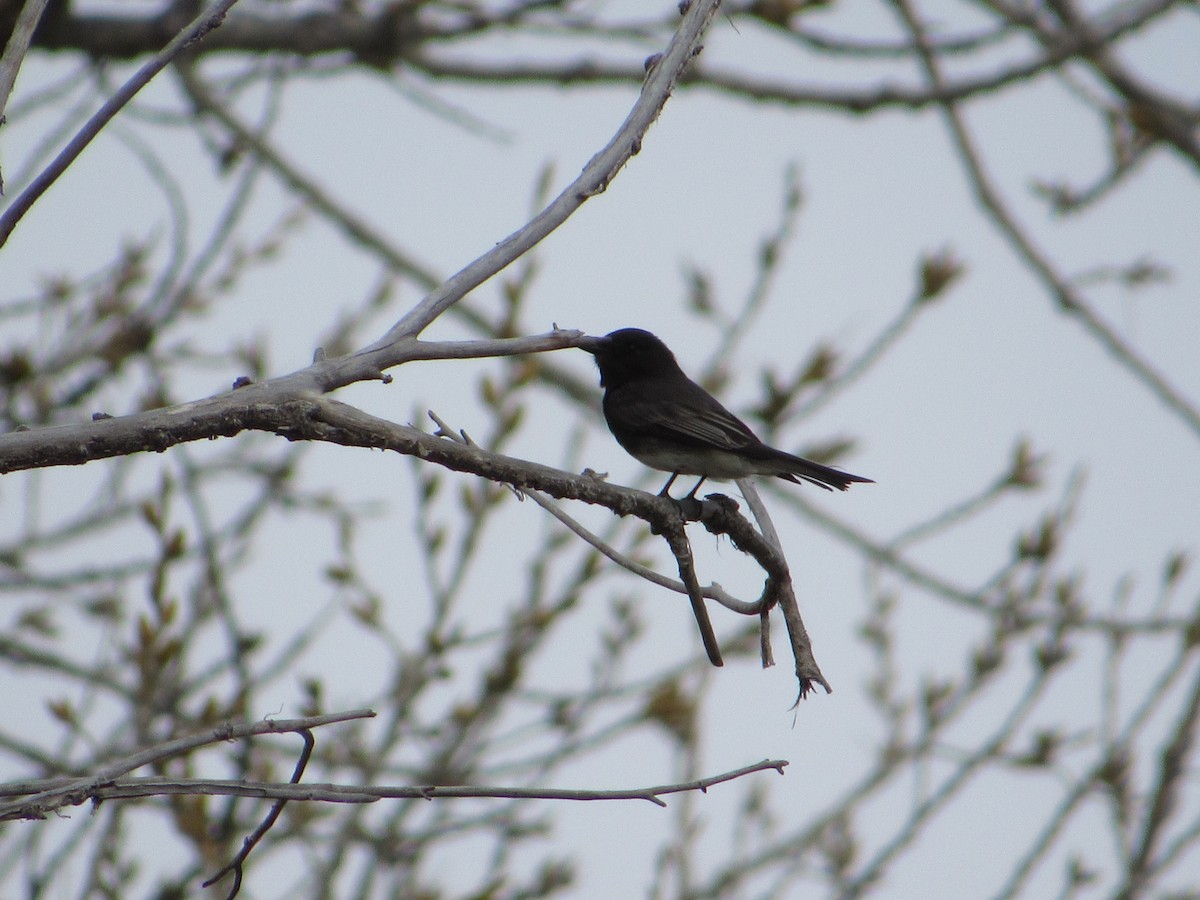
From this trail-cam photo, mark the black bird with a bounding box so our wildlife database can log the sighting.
[579,328,873,498]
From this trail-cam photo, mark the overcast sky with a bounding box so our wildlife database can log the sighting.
[3,1,1200,896]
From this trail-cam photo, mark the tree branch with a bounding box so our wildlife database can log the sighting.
[0,709,374,821]
[0,0,50,129]
[6,760,790,813]
[0,0,242,247]
[367,0,723,345]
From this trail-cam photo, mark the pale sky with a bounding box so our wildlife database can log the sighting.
[3,1,1200,896]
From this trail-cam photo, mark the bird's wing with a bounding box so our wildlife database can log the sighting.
[615,380,762,451]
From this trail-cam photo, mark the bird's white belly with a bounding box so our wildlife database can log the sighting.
[630,445,773,479]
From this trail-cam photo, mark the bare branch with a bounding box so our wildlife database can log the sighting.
[519,485,761,614]
[203,727,316,897]
[658,512,725,667]
[367,0,724,345]
[0,709,374,821]
[0,0,242,247]
[10,760,790,810]
[891,0,1200,437]
[0,0,50,127]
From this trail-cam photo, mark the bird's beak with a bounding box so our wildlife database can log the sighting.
[576,335,610,355]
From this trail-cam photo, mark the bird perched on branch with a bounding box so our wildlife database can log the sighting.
[578,328,873,499]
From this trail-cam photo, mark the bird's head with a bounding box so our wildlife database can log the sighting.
[577,328,681,388]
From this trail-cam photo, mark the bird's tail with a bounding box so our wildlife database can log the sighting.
[780,456,874,492]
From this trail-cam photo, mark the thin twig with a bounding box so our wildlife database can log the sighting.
[431,407,726,666]
[519,485,760,614]
[173,60,440,290]
[893,0,1200,437]
[0,0,51,128]
[1116,658,1200,898]
[0,0,242,246]
[366,0,724,346]
[737,480,785,668]
[659,513,725,667]
[20,759,790,809]
[0,709,373,821]
[203,728,316,898]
